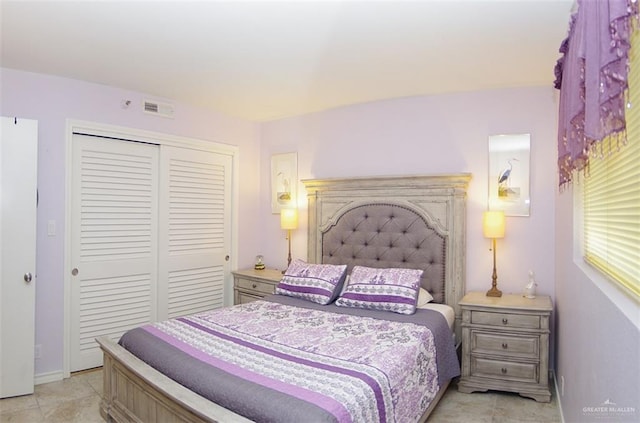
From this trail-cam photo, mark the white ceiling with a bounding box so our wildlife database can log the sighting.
[1,0,574,121]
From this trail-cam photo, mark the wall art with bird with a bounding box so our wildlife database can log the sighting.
[498,158,519,198]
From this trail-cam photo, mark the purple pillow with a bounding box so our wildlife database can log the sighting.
[275,259,347,305]
[335,266,423,315]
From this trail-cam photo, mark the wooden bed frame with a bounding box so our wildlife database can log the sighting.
[98,174,471,423]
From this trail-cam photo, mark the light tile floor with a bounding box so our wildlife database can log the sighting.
[1,369,562,422]
[0,369,103,423]
[429,382,562,423]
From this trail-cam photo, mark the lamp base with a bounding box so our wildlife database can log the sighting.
[486,286,503,297]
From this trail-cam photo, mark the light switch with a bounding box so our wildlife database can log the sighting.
[48,220,56,236]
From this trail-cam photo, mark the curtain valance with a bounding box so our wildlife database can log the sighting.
[554,0,638,188]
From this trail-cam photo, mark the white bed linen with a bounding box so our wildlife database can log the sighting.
[418,302,455,331]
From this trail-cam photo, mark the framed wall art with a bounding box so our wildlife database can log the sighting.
[488,134,531,216]
[271,152,297,213]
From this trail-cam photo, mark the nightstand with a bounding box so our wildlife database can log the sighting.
[232,268,282,305]
[457,291,553,402]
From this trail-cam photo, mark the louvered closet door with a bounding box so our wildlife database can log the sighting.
[157,146,231,319]
[70,134,159,371]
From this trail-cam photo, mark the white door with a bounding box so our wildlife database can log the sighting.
[0,117,38,398]
[69,134,159,371]
[68,127,234,372]
[158,146,232,319]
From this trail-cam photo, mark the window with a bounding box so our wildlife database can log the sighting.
[583,31,640,300]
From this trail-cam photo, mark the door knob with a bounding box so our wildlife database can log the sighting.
[24,272,32,283]
[72,268,79,276]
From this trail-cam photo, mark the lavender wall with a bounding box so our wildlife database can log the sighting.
[259,87,558,302]
[555,187,640,422]
[0,68,261,377]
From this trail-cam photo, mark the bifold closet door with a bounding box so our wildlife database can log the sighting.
[70,134,159,371]
[158,146,231,320]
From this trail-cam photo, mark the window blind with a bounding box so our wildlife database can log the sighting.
[583,28,640,299]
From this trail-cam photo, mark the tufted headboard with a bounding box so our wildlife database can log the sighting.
[303,174,471,339]
[320,203,447,302]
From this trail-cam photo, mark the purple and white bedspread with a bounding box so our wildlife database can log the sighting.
[119,296,459,423]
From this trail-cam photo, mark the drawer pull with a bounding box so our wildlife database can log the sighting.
[252,283,258,289]
[502,343,508,349]
[502,318,508,325]
[501,368,507,374]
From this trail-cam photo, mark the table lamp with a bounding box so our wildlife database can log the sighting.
[280,208,298,272]
[483,210,506,297]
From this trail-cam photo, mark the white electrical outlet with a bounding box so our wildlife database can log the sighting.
[35,344,42,359]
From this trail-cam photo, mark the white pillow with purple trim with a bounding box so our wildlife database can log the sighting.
[275,259,347,305]
[335,266,423,315]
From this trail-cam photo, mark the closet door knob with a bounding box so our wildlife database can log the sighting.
[24,272,32,283]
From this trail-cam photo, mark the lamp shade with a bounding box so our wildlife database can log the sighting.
[483,210,505,239]
[280,208,298,230]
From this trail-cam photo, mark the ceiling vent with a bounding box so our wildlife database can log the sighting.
[143,99,174,118]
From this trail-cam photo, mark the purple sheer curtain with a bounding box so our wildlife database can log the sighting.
[554,0,638,188]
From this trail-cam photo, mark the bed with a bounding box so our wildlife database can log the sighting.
[97,173,471,423]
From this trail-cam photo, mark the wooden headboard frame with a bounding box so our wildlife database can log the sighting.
[303,174,471,340]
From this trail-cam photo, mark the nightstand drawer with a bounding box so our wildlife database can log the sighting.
[236,292,263,304]
[472,331,539,358]
[471,310,540,329]
[236,278,277,295]
[471,356,539,384]
[233,269,282,305]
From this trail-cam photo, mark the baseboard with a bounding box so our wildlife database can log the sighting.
[551,370,566,423]
[35,370,64,385]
